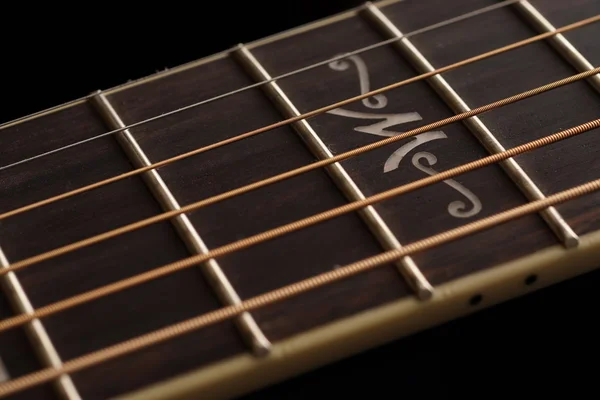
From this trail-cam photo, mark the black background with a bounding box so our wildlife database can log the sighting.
[1,1,598,397]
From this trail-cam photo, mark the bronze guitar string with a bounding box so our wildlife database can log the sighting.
[1,66,598,282]
[0,0,527,165]
[1,158,599,397]
[0,14,598,223]
[0,117,597,335]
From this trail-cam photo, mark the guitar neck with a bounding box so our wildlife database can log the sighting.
[0,0,599,399]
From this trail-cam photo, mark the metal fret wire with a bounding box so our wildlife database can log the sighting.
[0,249,81,400]
[1,129,600,396]
[1,15,598,224]
[0,116,598,335]
[1,65,599,281]
[0,0,522,160]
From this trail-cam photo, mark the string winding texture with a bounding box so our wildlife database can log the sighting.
[0,14,598,223]
[0,0,523,167]
[1,66,598,281]
[1,161,600,397]
[0,118,597,335]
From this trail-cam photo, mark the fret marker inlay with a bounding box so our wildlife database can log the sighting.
[325,53,483,219]
[89,93,272,357]
[233,44,434,300]
[362,2,580,248]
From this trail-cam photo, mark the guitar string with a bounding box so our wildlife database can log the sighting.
[1,15,598,224]
[0,117,597,335]
[1,155,599,398]
[1,65,598,281]
[0,0,524,166]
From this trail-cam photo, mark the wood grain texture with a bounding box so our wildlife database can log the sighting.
[0,0,598,399]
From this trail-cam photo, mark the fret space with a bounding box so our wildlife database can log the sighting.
[382,0,600,237]
[249,8,558,285]
[0,104,246,399]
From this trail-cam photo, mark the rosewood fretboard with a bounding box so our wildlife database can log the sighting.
[0,0,599,399]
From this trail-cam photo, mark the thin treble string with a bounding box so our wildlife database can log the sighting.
[1,16,598,224]
[0,118,598,335]
[0,0,523,167]
[1,65,599,280]
[1,166,600,398]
